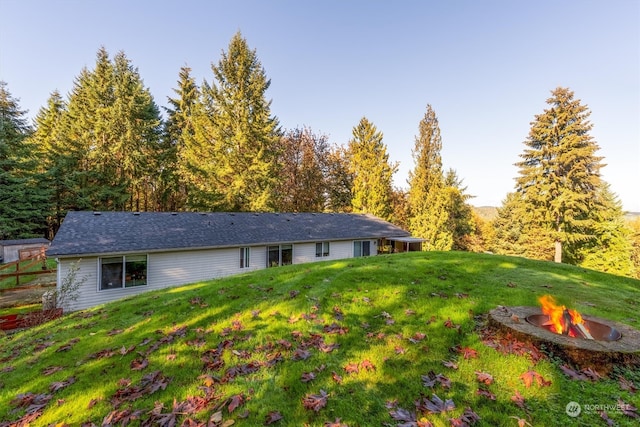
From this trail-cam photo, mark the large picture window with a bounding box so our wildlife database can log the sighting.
[315,242,330,257]
[267,244,293,267]
[353,240,371,257]
[100,255,147,291]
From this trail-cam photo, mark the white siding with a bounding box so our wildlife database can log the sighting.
[59,239,379,311]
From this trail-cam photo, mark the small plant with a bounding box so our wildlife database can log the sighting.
[55,260,86,309]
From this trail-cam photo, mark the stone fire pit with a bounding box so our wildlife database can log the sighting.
[488,306,640,374]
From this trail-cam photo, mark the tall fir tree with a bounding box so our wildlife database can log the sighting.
[163,66,201,210]
[570,183,634,276]
[443,169,474,250]
[199,31,281,211]
[325,146,353,213]
[0,82,48,239]
[274,127,330,212]
[407,105,451,250]
[514,87,605,263]
[28,91,69,236]
[347,117,396,221]
[63,47,162,211]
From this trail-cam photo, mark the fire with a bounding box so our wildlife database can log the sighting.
[538,295,593,339]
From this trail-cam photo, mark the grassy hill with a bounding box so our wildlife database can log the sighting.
[1,252,639,426]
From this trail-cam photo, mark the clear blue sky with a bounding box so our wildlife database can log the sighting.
[1,0,639,211]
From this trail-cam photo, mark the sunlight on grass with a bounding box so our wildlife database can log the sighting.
[1,252,638,426]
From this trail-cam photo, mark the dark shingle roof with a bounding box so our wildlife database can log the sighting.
[0,238,50,246]
[47,211,411,257]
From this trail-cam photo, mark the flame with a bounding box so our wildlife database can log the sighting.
[538,295,588,338]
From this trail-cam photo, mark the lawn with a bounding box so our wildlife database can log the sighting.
[0,251,639,426]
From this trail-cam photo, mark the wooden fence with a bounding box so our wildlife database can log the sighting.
[0,248,56,287]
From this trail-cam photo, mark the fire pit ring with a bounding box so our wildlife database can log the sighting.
[488,306,640,374]
[525,314,622,342]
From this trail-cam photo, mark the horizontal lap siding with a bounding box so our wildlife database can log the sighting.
[60,247,268,311]
[59,240,375,311]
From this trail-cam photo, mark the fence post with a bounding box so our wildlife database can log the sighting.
[16,260,20,287]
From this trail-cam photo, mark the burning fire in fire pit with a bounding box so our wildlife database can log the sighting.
[538,295,593,340]
[525,295,622,342]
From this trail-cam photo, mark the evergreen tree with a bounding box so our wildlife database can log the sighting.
[0,82,48,239]
[571,184,633,276]
[407,105,450,250]
[63,47,162,211]
[492,192,555,260]
[274,127,330,212]
[346,117,396,221]
[443,169,474,250]
[628,216,640,279]
[200,32,281,211]
[163,66,201,210]
[28,91,69,236]
[515,87,605,263]
[325,146,353,213]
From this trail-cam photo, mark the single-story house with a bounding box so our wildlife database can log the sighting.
[47,211,423,311]
[0,238,50,264]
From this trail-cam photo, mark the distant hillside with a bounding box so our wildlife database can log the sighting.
[473,205,498,221]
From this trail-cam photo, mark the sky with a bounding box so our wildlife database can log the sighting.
[1,0,639,211]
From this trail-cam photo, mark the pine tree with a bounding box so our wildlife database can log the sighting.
[347,117,396,221]
[0,82,48,239]
[407,105,450,250]
[200,32,281,211]
[274,127,330,212]
[515,87,604,263]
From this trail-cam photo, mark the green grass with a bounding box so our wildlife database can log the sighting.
[0,251,639,426]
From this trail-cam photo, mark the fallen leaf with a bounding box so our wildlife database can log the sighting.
[510,390,525,409]
[130,358,149,371]
[415,393,455,414]
[331,371,343,384]
[264,410,283,424]
[302,390,328,412]
[458,347,478,359]
[42,366,64,376]
[618,399,639,419]
[442,360,458,370]
[228,393,244,413]
[476,387,496,400]
[519,369,551,388]
[301,372,316,382]
[50,376,76,393]
[599,411,616,426]
[510,416,532,427]
[475,371,494,385]
[360,359,376,371]
[619,377,638,393]
[344,362,359,374]
[449,407,480,426]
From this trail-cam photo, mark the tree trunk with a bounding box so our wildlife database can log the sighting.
[554,239,562,263]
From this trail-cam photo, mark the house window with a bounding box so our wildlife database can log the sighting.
[240,247,250,268]
[100,255,147,290]
[353,240,371,257]
[315,242,330,257]
[267,244,293,267]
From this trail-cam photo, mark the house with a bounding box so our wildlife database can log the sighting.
[0,238,50,264]
[46,211,423,311]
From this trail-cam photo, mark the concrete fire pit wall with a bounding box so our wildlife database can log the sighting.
[488,306,640,375]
